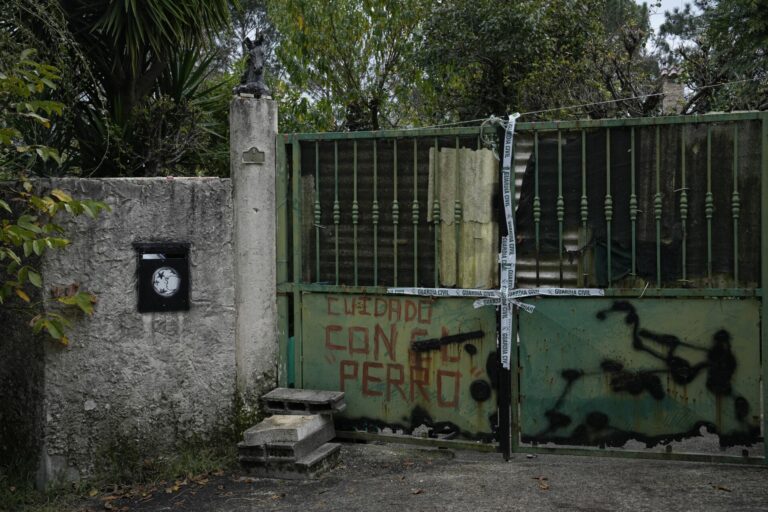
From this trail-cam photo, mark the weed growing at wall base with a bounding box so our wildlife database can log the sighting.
[0,444,236,512]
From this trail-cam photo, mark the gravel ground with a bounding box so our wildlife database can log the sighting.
[77,442,768,512]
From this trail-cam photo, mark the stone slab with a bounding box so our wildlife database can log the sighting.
[262,388,346,415]
[238,419,335,461]
[240,443,341,480]
[296,442,341,469]
[242,414,331,445]
[262,388,345,405]
[263,400,347,415]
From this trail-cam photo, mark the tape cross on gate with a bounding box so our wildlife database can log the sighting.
[388,114,604,369]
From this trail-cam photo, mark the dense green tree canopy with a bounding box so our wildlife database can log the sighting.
[659,0,767,113]
[2,0,766,168]
[266,0,662,128]
[267,0,429,131]
[2,0,235,176]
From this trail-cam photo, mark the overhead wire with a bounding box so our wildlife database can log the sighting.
[402,75,765,133]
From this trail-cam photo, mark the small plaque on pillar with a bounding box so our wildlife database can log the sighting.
[243,146,265,165]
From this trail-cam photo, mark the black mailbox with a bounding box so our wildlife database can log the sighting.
[134,242,190,313]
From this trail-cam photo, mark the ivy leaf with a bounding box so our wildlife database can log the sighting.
[45,318,64,339]
[50,189,73,202]
[5,248,21,265]
[18,111,51,128]
[57,291,96,315]
[16,288,30,302]
[17,266,28,284]
[28,270,42,288]
[17,215,41,234]
[32,239,45,256]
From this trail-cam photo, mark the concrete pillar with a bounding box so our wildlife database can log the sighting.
[231,96,278,401]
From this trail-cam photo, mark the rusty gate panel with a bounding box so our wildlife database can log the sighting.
[518,298,761,448]
[301,293,498,440]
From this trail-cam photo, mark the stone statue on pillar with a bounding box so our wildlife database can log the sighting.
[233,34,270,98]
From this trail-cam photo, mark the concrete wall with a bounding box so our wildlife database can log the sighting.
[37,177,240,484]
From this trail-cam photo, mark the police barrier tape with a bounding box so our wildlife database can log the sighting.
[388,114,604,369]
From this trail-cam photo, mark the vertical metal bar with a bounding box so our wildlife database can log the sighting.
[630,128,637,277]
[605,128,613,285]
[580,130,588,285]
[373,140,379,285]
[276,135,289,387]
[534,131,541,286]
[706,125,714,286]
[655,125,663,287]
[333,141,340,285]
[433,137,441,286]
[314,142,321,282]
[291,137,304,387]
[557,130,564,287]
[352,140,359,285]
[393,139,399,286]
[498,327,511,460]
[732,124,740,286]
[680,127,688,283]
[509,310,519,455]
[454,137,462,285]
[413,139,420,285]
[760,113,768,465]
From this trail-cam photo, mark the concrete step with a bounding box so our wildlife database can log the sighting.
[238,420,335,462]
[240,442,342,480]
[242,414,333,445]
[262,387,346,415]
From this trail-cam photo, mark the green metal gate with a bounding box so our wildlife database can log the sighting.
[277,127,502,442]
[277,112,768,462]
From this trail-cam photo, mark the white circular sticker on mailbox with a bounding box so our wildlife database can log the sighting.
[151,266,181,297]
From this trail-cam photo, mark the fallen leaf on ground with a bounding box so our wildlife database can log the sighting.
[712,485,732,492]
[88,488,98,497]
[532,476,549,490]
[411,488,424,495]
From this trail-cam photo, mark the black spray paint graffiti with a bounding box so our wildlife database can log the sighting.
[410,330,485,352]
[339,341,499,441]
[525,301,759,448]
[336,404,497,442]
